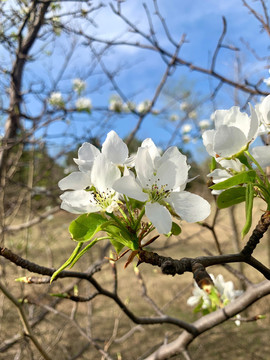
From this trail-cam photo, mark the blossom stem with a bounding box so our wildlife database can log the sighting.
[245,150,270,188]
[134,207,145,232]
[123,195,135,225]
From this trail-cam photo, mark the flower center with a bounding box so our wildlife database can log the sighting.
[144,177,171,202]
[85,186,117,210]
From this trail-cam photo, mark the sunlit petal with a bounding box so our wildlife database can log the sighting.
[58,172,90,190]
[145,202,172,234]
[113,175,148,202]
[102,130,128,164]
[168,191,210,222]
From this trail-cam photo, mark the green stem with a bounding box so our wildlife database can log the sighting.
[123,195,135,225]
[134,207,146,232]
[245,150,270,188]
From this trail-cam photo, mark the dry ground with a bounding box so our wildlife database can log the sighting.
[0,199,270,360]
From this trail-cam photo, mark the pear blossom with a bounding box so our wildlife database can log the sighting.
[251,146,270,168]
[113,139,211,234]
[255,95,270,132]
[180,101,190,112]
[58,131,131,214]
[123,101,136,112]
[109,95,123,113]
[182,135,191,143]
[137,100,151,114]
[187,274,243,309]
[72,78,86,94]
[181,124,192,134]
[188,110,197,119]
[263,70,270,87]
[199,119,211,130]
[207,159,245,195]
[59,153,121,214]
[49,92,64,108]
[202,105,259,158]
[76,97,92,111]
[170,114,179,122]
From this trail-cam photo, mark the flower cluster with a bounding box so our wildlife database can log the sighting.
[59,131,211,235]
[49,92,64,108]
[187,274,243,314]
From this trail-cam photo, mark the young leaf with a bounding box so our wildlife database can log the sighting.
[171,222,181,235]
[69,238,105,267]
[216,187,246,209]
[50,242,83,283]
[105,224,139,250]
[110,239,125,254]
[210,170,256,190]
[241,183,254,239]
[69,213,107,242]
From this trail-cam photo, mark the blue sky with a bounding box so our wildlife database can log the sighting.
[5,0,269,163]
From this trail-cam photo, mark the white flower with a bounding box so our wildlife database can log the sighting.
[202,105,259,158]
[123,101,136,112]
[181,124,192,134]
[58,131,131,214]
[251,146,270,168]
[188,110,197,119]
[113,139,211,234]
[72,78,86,94]
[170,114,179,122]
[137,100,151,114]
[199,119,211,130]
[182,135,191,143]
[263,70,270,87]
[187,284,211,309]
[207,158,244,195]
[76,97,92,111]
[187,274,243,310]
[109,95,123,113]
[214,274,243,302]
[234,314,241,326]
[49,92,64,108]
[60,154,121,214]
[180,102,190,112]
[255,95,270,131]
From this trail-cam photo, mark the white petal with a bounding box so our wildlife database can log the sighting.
[91,153,121,191]
[145,202,172,234]
[58,172,90,190]
[135,147,154,188]
[251,146,270,168]
[168,191,211,222]
[202,129,215,157]
[248,103,259,141]
[207,168,231,182]
[113,175,148,202]
[102,130,128,164]
[60,190,99,213]
[213,125,247,157]
[73,143,100,172]
[141,138,161,161]
[157,147,189,188]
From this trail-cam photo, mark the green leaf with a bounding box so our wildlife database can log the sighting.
[110,239,125,254]
[217,187,246,209]
[69,238,104,267]
[241,183,254,239]
[69,213,107,242]
[171,222,181,235]
[50,242,83,283]
[210,170,256,190]
[105,224,139,251]
[236,153,251,169]
[210,157,217,172]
